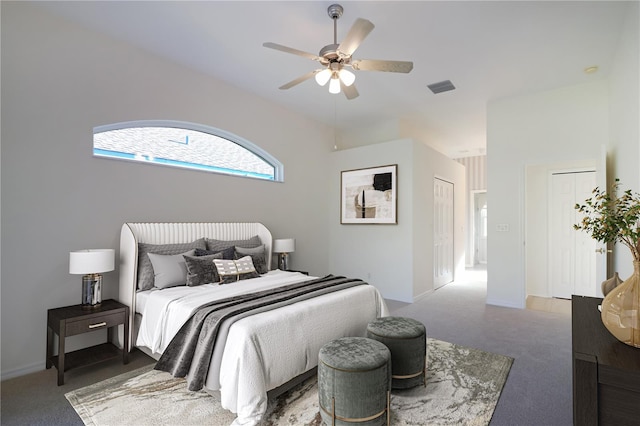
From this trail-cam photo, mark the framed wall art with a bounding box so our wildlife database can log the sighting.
[341,164,397,224]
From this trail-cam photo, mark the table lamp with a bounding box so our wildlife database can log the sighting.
[273,238,295,271]
[69,249,115,309]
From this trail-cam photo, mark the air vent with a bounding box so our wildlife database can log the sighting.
[427,80,455,94]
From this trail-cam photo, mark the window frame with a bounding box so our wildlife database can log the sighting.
[93,120,283,182]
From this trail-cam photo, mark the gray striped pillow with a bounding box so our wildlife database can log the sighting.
[206,235,261,252]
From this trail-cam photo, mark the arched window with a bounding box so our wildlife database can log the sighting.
[93,120,283,181]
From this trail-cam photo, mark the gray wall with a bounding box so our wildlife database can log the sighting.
[329,140,415,302]
[412,140,466,300]
[329,139,465,303]
[1,3,333,378]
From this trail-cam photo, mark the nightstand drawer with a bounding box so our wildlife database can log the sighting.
[65,311,125,336]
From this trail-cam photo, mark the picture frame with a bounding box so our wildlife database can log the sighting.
[341,164,397,224]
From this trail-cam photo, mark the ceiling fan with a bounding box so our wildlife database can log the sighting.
[263,3,413,100]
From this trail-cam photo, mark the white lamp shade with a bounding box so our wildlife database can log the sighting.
[315,69,332,86]
[273,238,295,253]
[329,77,341,94]
[69,249,115,274]
[339,69,355,86]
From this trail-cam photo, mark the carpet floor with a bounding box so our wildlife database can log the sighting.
[65,338,513,426]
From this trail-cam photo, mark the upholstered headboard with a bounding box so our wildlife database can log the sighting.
[117,222,273,349]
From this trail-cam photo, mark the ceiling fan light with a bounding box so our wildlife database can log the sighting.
[339,69,355,87]
[315,69,332,86]
[329,77,341,94]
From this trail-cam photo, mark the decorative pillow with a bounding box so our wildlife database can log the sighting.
[206,235,261,253]
[213,256,260,284]
[137,239,206,291]
[183,253,224,286]
[235,245,268,274]
[195,246,235,260]
[147,249,195,289]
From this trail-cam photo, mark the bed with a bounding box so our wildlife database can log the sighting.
[117,222,388,426]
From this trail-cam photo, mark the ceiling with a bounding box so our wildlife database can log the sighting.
[36,1,631,158]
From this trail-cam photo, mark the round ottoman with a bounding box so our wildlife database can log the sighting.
[318,337,391,426]
[367,316,426,389]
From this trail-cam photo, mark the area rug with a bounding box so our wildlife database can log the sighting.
[65,338,513,426]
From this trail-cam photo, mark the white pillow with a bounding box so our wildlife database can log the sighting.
[147,249,195,289]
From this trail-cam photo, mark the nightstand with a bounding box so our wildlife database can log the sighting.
[46,299,129,385]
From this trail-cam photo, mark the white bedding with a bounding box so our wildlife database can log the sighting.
[134,288,156,314]
[137,270,315,355]
[136,270,389,426]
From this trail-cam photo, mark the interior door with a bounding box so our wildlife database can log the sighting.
[474,192,488,264]
[434,178,454,288]
[549,171,597,298]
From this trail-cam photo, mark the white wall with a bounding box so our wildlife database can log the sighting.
[487,80,610,308]
[609,1,640,278]
[489,2,638,307]
[329,139,465,303]
[1,3,333,379]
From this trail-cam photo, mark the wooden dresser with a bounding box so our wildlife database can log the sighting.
[572,295,640,426]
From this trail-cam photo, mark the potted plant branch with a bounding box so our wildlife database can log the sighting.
[574,179,640,348]
[574,179,640,261]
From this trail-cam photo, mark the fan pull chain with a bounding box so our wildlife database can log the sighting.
[333,98,338,150]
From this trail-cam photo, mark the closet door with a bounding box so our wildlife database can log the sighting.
[434,178,454,288]
[549,172,596,298]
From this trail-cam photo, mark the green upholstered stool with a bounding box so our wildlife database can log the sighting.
[366,316,426,389]
[318,337,391,426]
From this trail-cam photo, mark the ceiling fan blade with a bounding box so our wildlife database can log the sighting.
[337,18,374,57]
[351,59,414,73]
[278,70,320,90]
[263,42,321,62]
[341,81,359,100]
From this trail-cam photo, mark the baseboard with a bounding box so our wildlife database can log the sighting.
[486,297,525,309]
[413,288,435,303]
[526,292,551,299]
[1,361,44,381]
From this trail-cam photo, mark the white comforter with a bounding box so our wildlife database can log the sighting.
[136,270,389,425]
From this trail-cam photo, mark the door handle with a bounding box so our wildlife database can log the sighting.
[595,248,612,254]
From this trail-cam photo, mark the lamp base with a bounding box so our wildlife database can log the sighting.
[278,253,289,271]
[82,274,102,309]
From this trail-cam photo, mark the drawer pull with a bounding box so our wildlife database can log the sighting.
[89,322,107,329]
